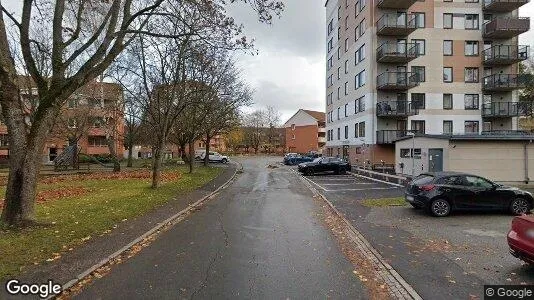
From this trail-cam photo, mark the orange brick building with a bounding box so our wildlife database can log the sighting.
[0,78,125,164]
[284,109,326,154]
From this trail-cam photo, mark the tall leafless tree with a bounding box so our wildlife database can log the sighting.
[0,0,283,226]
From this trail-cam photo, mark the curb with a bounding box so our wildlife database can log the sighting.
[292,169,422,300]
[53,162,242,299]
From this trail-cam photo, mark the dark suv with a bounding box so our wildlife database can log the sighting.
[405,172,533,217]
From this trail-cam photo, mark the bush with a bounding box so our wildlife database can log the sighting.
[78,153,114,164]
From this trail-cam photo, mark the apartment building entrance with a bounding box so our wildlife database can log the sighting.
[48,148,57,163]
[342,145,349,161]
[428,149,443,172]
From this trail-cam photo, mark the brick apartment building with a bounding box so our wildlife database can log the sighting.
[284,109,326,154]
[325,0,531,166]
[0,78,125,164]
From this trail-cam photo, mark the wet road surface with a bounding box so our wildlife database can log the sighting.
[75,157,364,299]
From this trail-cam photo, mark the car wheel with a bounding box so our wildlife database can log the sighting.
[510,198,531,215]
[339,168,346,175]
[305,168,314,176]
[221,158,228,163]
[429,198,451,217]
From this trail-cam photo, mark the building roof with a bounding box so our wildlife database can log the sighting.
[396,133,534,142]
[302,110,326,121]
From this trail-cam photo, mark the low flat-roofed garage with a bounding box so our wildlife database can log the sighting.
[395,134,534,185]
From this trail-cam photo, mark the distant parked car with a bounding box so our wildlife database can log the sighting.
[285,155,314,166]
[508,215,534,265]
[405,172,534,217]
[198,151,229,163]
[297,157,351,175]
[283,153,299,165]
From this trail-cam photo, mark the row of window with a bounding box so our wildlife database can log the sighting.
[327,122,366,141]
[327,96,365,123]
[401,120,481,135]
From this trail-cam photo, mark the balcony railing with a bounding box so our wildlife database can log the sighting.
[376,42,418,63]
[483,0,530,12]
[376,101,417,118]
[482,74,532,91]
[483,18,530,38]
[482,45,529,65]
[482,102,533,118]
[377,0,418,9]
[481,130,533,136]
[377,130,417,144]
[377,72,419,91]
[376,13,417,36]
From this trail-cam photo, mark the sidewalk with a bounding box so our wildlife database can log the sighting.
[1,163,237,297]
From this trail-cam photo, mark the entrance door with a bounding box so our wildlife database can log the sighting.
[342,145,349,161]
[48,148,57,163]
[428,149,443,172]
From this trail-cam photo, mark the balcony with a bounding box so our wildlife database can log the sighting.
[483,0,530,12]
[318,137,326,144]
[482,102,533,118]
[483,18,530,39]
[481,130,533,136]
[376,101,417,118]
[376,13,417,36]
[377,0,418,9]
[376,130,416,144]
[377,72,419,91]
[376,42,418,63]
[482,45,529,65]
[482,74,531,92]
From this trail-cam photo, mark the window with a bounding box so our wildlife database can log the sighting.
[411,66,425,82]
[464,176,494,188]
[359,19,366,36]
[355,97,365,113]
[443,67,453,82]
[344,82,348,95]
[401,149,423,159]
[328,38,333,53]
[327,56,333,70]
[337,107,340,119]
[465,41,479,56]
[411,120,425,134]
[345,16,349,30]
[355,44,365,64]
[444,13,453,29]
[443,40,453,56]
[345,60,348,74]
[337,87,340,99]
[355,26,359,41]
[292,134,295,140]
[464,67,479,83]
[443,94,453,109]
[344,103,348,117]
[92,117,104,128]
[354,123,359,137]
[0,134,8,147]
[464,121,479,134]
[88,136,107,147]
[328,19,334,35]
[337,27,341,40]
[464,94,479,109]
[344,38,349,52]
[414,12,425,28]
[465,14,479,30]
[355,70,366,88]
[337,127,340,140]
[443,120,453,134]
[411,93,425,109]
[413,39,425,55]
[357,0,366,12]
[358,122,365,137]
[344,126,348,139]
[337,67,341,80]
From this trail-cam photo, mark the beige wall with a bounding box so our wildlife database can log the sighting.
[395,137,450,176]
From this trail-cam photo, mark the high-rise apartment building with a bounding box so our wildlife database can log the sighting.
[325,0,531,166]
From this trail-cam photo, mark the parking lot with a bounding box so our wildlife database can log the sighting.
[288,166,534,299]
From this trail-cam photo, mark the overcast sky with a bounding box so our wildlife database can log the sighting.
[2,0,534,123]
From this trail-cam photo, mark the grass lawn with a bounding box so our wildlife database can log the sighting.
[0,165,222,280]
[361,197,408,208]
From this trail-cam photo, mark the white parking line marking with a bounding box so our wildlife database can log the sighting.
[320,183,375,186]
[349,172,405,188]
[324,187,398,192]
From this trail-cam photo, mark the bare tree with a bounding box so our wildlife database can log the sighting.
[0,0,283,225]
[243,110,267,154]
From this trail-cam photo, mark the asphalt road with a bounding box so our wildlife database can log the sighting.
[74,157,364,299]
[302,171,534,299]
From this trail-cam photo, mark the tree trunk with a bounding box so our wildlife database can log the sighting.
[179,142,188,164]
[106,137,121,172]
[188,141,194,174]
[127,140,133,168]
[151,138,165,188]
[203,134,211,167]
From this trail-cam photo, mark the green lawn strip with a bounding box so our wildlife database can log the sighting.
[361,197,408,208]
[0,166,221,280]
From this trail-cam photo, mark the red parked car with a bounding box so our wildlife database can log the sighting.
[508,215,534,264]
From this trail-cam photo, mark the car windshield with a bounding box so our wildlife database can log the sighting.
[313,158,322,163]
[412,174,434,185]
